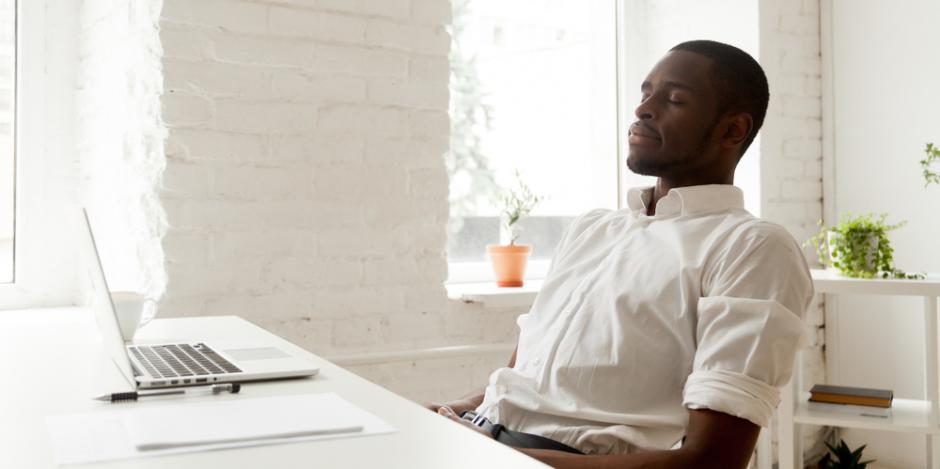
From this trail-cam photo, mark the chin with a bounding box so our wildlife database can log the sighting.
[626,151,665,177]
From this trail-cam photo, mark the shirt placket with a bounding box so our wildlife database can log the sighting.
[532,277,594,392]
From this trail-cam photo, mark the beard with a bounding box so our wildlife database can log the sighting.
[627,122,716,177]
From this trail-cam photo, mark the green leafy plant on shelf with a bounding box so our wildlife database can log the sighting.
[818,439,875,469]
[498,170,543,245]
[805,213,924,279]
[923,142,940,187]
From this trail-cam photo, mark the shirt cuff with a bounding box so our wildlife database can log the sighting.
[682,369,781,427]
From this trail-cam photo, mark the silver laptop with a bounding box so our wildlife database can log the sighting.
[80,209,319,389]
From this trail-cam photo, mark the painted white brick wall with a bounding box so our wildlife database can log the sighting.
[760,0,826,459]
[77,0,167,300]
[158,0,473,397]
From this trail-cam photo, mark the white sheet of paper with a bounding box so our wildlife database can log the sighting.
[125,392,366,450]
[46,392,396,465]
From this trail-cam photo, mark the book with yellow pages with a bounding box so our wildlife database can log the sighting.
[809,384,893,408]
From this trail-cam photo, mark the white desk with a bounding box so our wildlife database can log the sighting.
[0,307,549,468]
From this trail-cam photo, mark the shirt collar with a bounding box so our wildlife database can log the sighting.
[625,184,745,216]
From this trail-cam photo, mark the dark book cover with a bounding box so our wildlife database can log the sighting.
[809,384,893,408]
[809,384,893,400]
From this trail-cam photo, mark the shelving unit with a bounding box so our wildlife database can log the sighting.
[778,269,940,469]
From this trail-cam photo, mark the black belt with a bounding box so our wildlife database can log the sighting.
[460,411,585,455]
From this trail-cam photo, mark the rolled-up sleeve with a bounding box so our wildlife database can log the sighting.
[682,225,814,427]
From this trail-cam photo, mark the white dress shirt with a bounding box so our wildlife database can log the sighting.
[475,185,814,454]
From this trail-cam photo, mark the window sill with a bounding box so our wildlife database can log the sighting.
[445,279,543,309]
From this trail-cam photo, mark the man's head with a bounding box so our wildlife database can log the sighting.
[627,40,769,183]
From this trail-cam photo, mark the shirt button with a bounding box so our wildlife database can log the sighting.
[532,358,541,366]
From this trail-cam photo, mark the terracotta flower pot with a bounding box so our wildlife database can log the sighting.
[486,244,532,287]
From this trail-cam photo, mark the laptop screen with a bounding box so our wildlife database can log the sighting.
[80,208,137,389]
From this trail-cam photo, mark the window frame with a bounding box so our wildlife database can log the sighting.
[0,0,78,310]
[0,0,16,285]
[0,0,39,307]
[446,0,627,285]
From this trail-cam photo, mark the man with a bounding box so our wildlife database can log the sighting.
[429,40,813,468]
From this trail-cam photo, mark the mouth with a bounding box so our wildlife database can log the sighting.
[628,123,661,143]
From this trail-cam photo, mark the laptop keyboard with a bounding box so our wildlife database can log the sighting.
[129,343,242,379]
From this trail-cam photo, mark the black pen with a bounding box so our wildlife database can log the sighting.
[93,383,241,403]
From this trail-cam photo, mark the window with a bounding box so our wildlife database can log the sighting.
[0,0,13,283]
[447,0,620,281]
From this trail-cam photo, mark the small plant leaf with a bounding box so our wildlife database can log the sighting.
[497,170,543,245]
[821,439,875,469]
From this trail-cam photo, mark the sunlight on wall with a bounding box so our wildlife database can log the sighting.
[77,0,167,305]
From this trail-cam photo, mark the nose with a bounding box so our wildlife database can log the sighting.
[634,95,656,121]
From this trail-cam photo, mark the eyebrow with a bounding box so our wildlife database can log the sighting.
[640,80,696,92]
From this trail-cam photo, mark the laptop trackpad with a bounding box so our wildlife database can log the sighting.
[224,347,291,360]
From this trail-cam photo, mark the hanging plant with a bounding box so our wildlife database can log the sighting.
[805,213,924,279]
[923,142,940,187]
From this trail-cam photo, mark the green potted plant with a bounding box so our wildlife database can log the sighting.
[817,439,874,469]
[922,142,939,186]
[805,213,924,279]
[487,170,542,287]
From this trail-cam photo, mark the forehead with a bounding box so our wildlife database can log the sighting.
[643,50,715,93]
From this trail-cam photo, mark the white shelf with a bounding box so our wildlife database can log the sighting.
[794,393,936,434]
[811,268,940,296]
[445,280,542,309]
[779,271,940,469]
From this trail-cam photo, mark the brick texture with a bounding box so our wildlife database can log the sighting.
[77,0,167,300]
[158,0,462,385]
[760,0,825,458]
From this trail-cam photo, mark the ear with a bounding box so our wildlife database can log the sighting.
[718,112,753,149]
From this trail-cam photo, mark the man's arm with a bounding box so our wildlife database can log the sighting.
[424,345,518,414]
[445,408,758,469]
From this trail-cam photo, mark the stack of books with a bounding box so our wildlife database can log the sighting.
[808,384,893,418]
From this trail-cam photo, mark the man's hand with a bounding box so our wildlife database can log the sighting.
[423,397,480,415]
[435,405,494,439]
[424,346,516,414]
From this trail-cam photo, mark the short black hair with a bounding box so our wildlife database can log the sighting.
[669,40,769,156]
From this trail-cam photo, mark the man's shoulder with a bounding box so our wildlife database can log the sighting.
[707,212,805,259]
[730,216,798,244]
[552,209,619,255]
[564,208,616,233]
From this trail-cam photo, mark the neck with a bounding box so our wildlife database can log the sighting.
[646,174,734,216]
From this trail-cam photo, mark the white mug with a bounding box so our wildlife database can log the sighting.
[110,291,157,341]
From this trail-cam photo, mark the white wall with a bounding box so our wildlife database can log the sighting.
[156,0,524,401]
[759,0,827,458]
[77,0,167,302]
[158,0,450,344]
[827,0,940,466]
